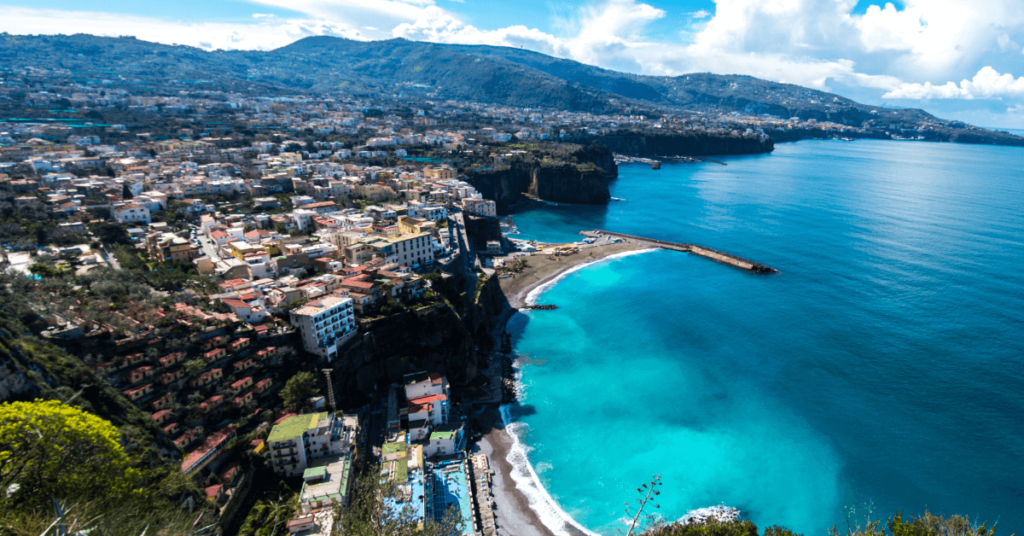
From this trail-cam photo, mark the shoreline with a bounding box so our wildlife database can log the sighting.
[499,240,655,309]
[476,404,560,536]
[477,240,659,536]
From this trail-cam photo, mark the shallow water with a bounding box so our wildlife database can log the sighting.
[504,139,1024,535]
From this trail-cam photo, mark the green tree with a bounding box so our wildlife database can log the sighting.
[0,400,142,505]
[90,222,132,246]
[279,371,319,411]
[238,487,297,536]
[183,359,206,376]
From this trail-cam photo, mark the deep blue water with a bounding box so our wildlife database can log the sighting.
[504,139,1024,536]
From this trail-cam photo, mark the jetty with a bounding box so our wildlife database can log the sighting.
[522,304,558,310]
[590,230,779,274]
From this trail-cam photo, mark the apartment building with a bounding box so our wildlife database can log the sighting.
[267,412,359,478]
[289,295,356,361]
[462,198,497,218]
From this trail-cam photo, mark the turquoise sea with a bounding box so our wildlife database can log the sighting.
[502,139,1024,536]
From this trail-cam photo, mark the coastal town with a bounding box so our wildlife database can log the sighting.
[1,31,1014,536]
[0,67,692,536]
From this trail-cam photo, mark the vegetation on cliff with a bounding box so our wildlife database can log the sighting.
[462,142,616,211]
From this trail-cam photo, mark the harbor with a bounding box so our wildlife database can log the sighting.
[584,230,779,274]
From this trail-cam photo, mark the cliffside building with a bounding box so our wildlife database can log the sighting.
[289,295,356,361]
[267,412,359,478]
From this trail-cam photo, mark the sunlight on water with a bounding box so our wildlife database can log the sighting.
[506,140,1024,535]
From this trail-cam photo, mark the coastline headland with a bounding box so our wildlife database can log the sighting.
[589,230,779,274]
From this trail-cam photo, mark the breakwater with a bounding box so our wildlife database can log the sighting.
[592,230,779,274]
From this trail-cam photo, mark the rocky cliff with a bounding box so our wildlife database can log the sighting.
[334,304,479,404]
[465,143,616,213]
[586,131,774,157]
[332,271,510,405]
[464,215,504,248]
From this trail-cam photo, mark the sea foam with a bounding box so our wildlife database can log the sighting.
[499,403,600,536]
[509,247,658,536]
[524,248,658,306]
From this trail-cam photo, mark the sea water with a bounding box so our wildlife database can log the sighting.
[503,139,1024,536]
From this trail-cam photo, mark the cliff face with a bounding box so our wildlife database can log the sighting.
[335,304,479,404]
[464,215,503,247]
[587,132,774,157]
[333,274,511,405]
[465,144,616,213]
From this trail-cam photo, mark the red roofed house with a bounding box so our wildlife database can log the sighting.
[220,278,250,292]
[159,352,185,368]
[158,368,185,385]
[205,484,225,504]
[199,395,224,413]
[151,409,172,425]
[230,377,254,395]
[221,298,267,324]
[190,368,223,388]
[152,392,174,410]
[209,229,231,248]
[182,425,237,474]
[220,465,240,486]
[234,390,255,407]
[123,353,145,367]
[287,515,316,534]
[252,323,270,339]
[127,366,155,384]
[244,229,271,243]
[233,358,256,372]
[204,347,226,363]
[407,393,448,427]
[229,337,251,352]
[122,383,154,402]
[254,378,273,394]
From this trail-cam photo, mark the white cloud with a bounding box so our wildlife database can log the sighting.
[883,66,1024,99]
[0,6,365,50]
[247,0,444,39]
[3,0,1024,117]
[996,34,1019,52]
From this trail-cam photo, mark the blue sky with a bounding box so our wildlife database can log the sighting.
[2,0,1023,128]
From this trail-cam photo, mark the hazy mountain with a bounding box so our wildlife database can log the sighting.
[1,33,1021,145]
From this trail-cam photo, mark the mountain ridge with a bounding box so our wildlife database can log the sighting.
[1,33,1022,146]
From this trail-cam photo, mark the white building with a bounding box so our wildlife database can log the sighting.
[289,295,356,361]
[462,198,497,218]
[377,233,434,269]
[404,372,451,441]
[112,203,151,224]
[267,412,358,478]
[424,422,466,459]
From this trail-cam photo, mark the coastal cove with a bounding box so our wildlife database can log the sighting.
[500,139,1024,536]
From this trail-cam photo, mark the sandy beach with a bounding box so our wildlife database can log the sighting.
[499,239,651,309]
[472,239,658,536]
[473,404,558,536]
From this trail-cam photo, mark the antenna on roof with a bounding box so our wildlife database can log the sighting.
[322,368,336,411]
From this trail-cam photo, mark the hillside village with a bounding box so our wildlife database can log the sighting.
[0,72,597,536]
[0,42,983,536]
